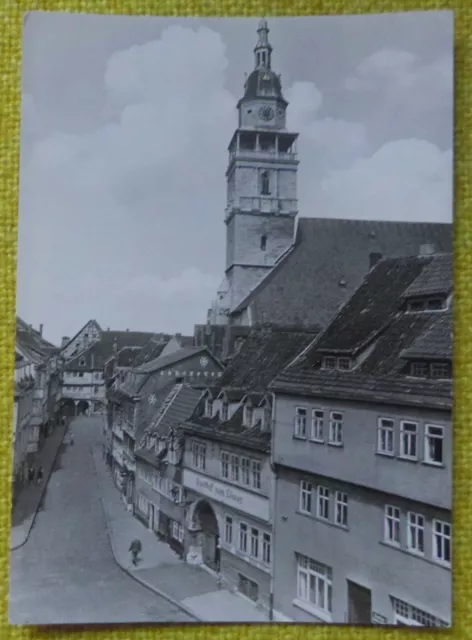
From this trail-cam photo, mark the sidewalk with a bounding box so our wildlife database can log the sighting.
[10,420,69,551]
[92,446,269,623]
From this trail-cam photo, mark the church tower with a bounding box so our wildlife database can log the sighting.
[220,19,299,316]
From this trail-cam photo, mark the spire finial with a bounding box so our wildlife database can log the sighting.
[254,17,272,70]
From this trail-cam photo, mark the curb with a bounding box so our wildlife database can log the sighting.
[10,423,68,552]
[92,447,201,623]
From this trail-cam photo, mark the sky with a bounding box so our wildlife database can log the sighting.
[17,11,454,344]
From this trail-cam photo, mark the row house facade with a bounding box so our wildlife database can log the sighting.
[269,253,452,627]
[106,340,222,507]
[180,326,317,617]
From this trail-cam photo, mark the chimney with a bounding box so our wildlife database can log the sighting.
[419,243,435,256]
[39,323,43,337]
[61,336,70,347]
[369,252,383,269]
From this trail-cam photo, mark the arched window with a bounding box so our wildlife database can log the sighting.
[261,171,270,195]
[260,235,267,251]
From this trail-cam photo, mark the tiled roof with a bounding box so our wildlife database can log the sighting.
[100,330,158,360]
[132,336,172,368]
[64,341,104,371]
[270,254,452,409]
[16,317,56,363]
[135,381,180,444]
[183,327,318,451]
[401,311,453,360]
[134,346,211,374]
[401,253,453,299]
[231,218,452,329]
[116,346,142,367]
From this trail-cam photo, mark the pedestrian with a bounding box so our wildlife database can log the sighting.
[69,432,74,446]
[129,539,142,566]
[28,467,34,484]
[36,466,44,484]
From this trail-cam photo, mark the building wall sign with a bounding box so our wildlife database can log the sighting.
[183,469,269,521]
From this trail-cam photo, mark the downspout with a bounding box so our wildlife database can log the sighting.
[268,391,277,622]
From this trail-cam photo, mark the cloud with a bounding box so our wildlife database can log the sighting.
[313,138,452,222]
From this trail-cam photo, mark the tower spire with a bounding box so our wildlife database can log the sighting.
[254,18,272,70]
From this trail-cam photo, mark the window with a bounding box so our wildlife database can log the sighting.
[250,528,259,558]
[408,299,426,312]
[384,505,400,545]
[239,523,248,552]
[335,492,348,527]
[172,521,184,542]
[424,425,444,465]
[300,480,313,513]
[225,516,233,545]
[322,356,336,370]
[430,362,450,379]
[260,171,270,195]
[138,494,148,513]
[221,451,229,478]
[329,412,343,445]
[297,555,333,616]
[391,597,449,627]
[427,298,445,310]
[410,361,429,377]
[294,407,307,438]
[377,418,394,455]
[231,455,240,482]
[241,458,250,485]
[432,520,451,565]
[317,486,330,520]
[260,235,267,251]
[337,357,351,370]
[407,512,425,554]
[221,402,228,421]
[191,442,206,470]
[311,410,324,441]
[262,533,271,565]
[245,404,253,427]
[251,460,261,489]
[400,421,418,459]
[79,358,86,367]
[205,398,213,417]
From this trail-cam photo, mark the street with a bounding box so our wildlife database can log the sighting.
[9,416,194,625]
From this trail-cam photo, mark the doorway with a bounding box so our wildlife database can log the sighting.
[347,580,372,624]
[194,500,219,570]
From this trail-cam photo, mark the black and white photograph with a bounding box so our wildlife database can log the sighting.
[10,10,453,626]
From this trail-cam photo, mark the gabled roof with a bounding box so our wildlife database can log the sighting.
[16,317,56,363]
[64,341,104,371]
[131,336,171,368]
[100,330,157,360]
[134,346,217,374]
[61,319,102,353]
[401,253,453,299]
[270,254,453,409]
[116,346,143,367]
[231,217,452,329]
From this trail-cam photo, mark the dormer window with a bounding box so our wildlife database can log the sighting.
[338,357,351,371]
[79,358,86,367]
[221,402,228,422]
[322,356,336,370]
[260,171,270,195]
[406,297,447,312]
[322,356,351,371]
[409,361,451,380]
[245,404,253,427]
[205,398,213,418]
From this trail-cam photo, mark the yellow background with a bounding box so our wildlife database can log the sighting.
[0,0,468,638]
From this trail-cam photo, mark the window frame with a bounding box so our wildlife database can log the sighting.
[221,451,229,478]
[239,522,248,553]
[317,486,330,521]
[432,519,451,566]
[251,459,261,490]
[377,417,395,456]
[328,411,343,446]
[294,407,308,439]
[310,409,324,442]
[399,420,418,461]
[224,515,233,545]
[337,357,351,370]
[410,361,429,378]
[424,424,444,466]
[334,491,348,527]
[296,554,333,618]
[384,505,401,546]
[322,356,336,370]
[230,454,240,482]
[262,533,271,565]
[241,457,251,485]
[250,527,260,559]
[299,480,313,514]
[406,511,425,555]
[430,362,450,379]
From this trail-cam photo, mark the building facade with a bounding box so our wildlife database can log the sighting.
[269,253,452,626]
[180,326,317,616]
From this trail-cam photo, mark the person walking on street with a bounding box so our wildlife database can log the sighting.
[36,467,44,484]
[129,539,142,567]
[28,467,34,484]
[69,432,74,446]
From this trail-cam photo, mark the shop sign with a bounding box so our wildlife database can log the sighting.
[182,469,269,520]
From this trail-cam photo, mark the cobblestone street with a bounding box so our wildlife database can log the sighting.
[9,416,195,625]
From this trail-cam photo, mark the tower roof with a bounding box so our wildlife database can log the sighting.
[238,19,287,106]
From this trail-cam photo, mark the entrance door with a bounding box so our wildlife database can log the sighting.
[347,580,372,624]
[148,503,155,530]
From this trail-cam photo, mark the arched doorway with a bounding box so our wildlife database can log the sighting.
[77,400,89,416]
[193,500,220,571]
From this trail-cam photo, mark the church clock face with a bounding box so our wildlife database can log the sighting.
[259,106,275,121]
